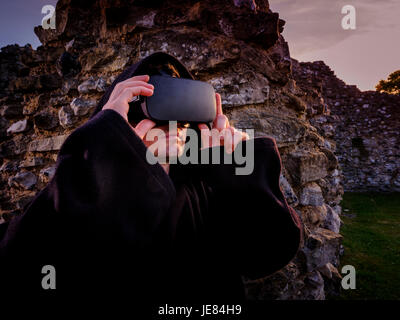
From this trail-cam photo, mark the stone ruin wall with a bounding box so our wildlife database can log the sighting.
[292,60,400,193]
[0,0,344,299]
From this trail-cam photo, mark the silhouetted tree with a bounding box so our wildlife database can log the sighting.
[376,70,400,95]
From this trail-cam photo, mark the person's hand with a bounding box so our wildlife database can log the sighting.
[102,74,157,141]
[102,74,154,122]
[198,93,249,153]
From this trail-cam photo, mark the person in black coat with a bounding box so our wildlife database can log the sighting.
[0,52,302,302]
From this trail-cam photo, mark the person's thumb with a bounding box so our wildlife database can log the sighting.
[134,119,157,140]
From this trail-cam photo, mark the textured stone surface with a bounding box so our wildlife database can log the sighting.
[304,270,325,300]
[299,182,324,206]
[318,262,342,298]
[286,151,329,185]
[19,157,45,168]
[8,171,37,190]
[78,76,107,93]
[208,73,270,107]
[33,110,58,130]
[58,105,76,128]
[292,59,400,192]
[300,205,327,230]
[28,135,68,152]
[7,119,28,134]
[280,173,298,207]
[302,228,343,272]
[322,204,342,234]
[39,165,57,183]
[70,97,97,116]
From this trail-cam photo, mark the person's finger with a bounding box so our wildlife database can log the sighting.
[123,80,154,89]
[198,123,213,149]
[221,128,232,154]
[123,74,150,84]
[120,86,154,103]
[212,93,225,129]
[232,128,244,150]
[214,114,229,131]
[111,80,154,100]
[215,93,223,115]
[241,131,250,140]
[130,74,150,81]
[198,123,209,131]
[230,127,249,140]
[134,119,157,140]
[120,81,154,97]
[224,127,248,153]
[110,74,150,97]
[121,81,154,101]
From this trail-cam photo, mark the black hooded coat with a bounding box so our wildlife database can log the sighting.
[0,52,302,302]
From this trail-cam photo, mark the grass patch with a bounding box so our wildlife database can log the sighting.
[335,192,400,300]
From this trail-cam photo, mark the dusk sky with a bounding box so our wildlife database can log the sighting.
[270,0,400,91]
[0,0,399,91]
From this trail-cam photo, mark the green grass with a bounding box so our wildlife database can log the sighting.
[335,192,400,300]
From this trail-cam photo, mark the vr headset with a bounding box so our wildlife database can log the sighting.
[128,74,217,126]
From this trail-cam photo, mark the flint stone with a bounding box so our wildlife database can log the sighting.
[303,228,342,272]
[8,171,37,190]
[300,205,327,229]
[318,263,341,280]
[300,182,324,206]
[136,11,157,28]
[0,137,27,156]
[28,135,68,152]
[40,165,56,182]
[286,150,329,185]
[208,73,269,107]
[0,161,19,172]
[7,119,28,134]
[19,157,45,168]
[59,105,75,128]
[320,262,343,298]
[320,147,338,171]
[322,204,341,233]
[70,98,97,116]
[304,271,325,300]
[78,77,107,93]
[279,173,298,206]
